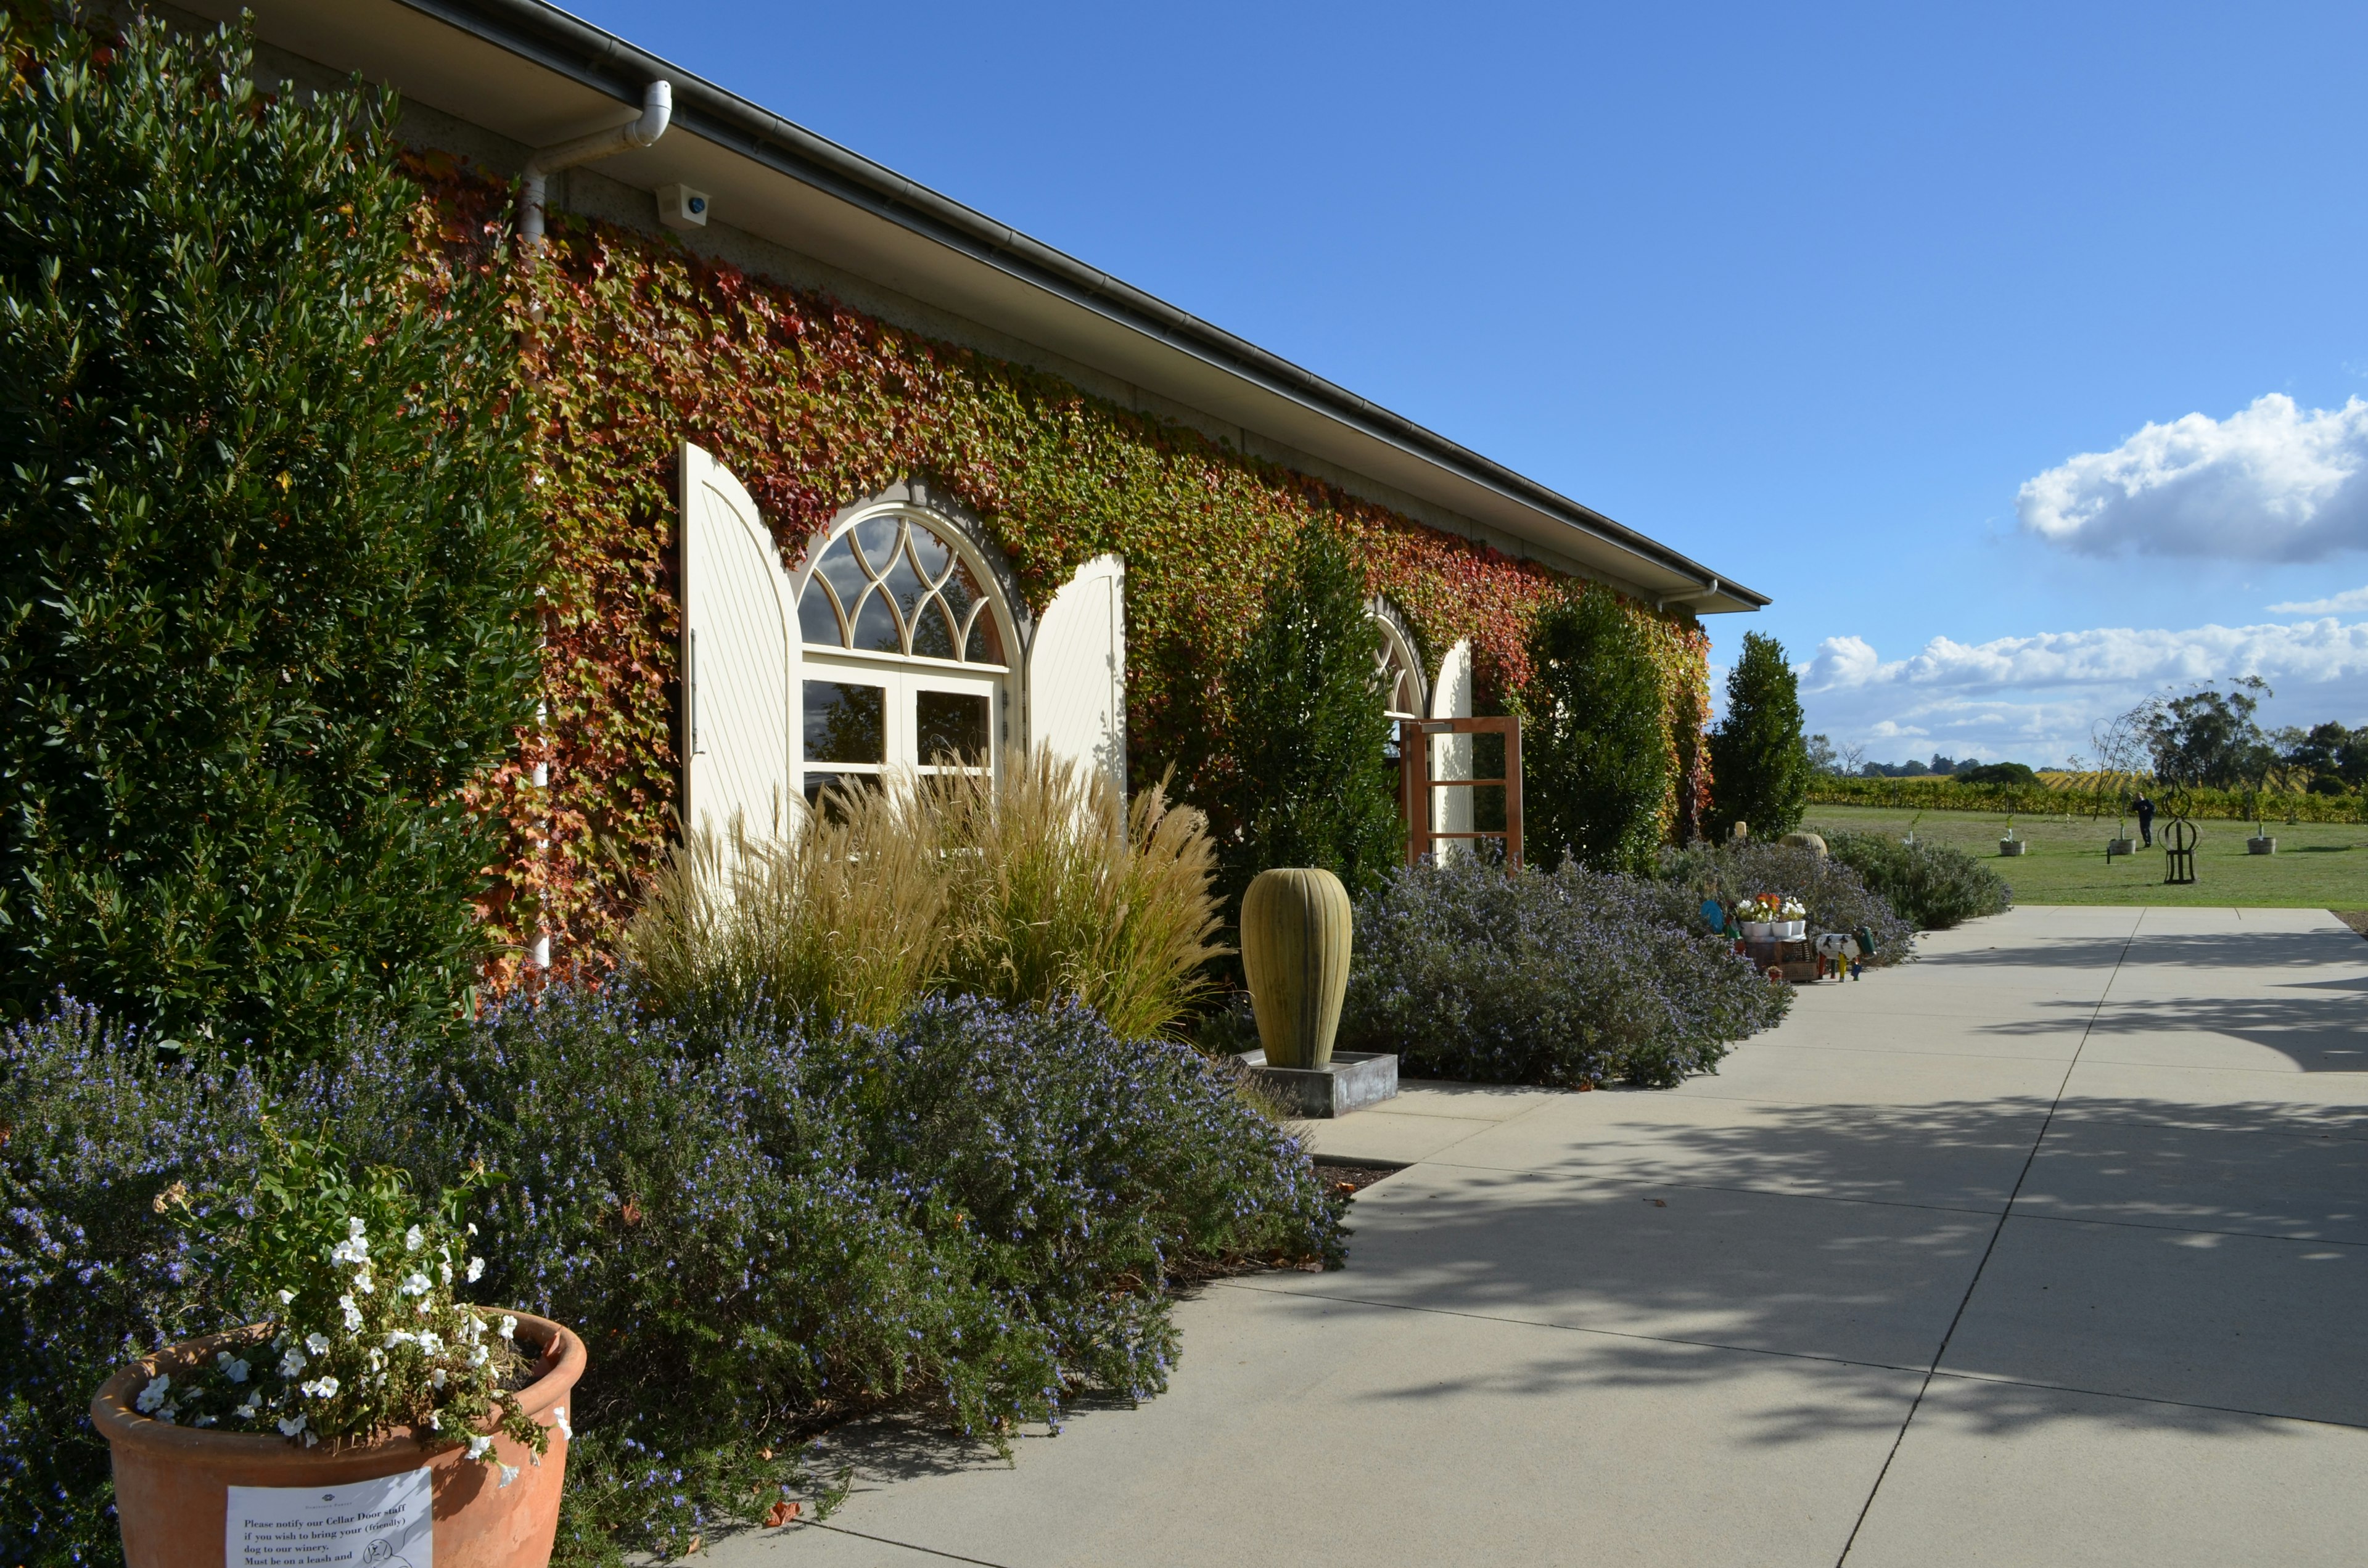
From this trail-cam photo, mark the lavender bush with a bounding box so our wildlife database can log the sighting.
[1339,856,1790,1088]
[1,991,1342,1567]
[0,1003,265,1566]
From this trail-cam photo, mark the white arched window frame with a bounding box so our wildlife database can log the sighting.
[1372,601,1428,723]
[786,503,1024,805]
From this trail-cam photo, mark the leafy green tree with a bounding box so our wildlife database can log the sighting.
[2140,678,2272,789]
[2284,721,2368,792]
[0,14,541,1058]
[1955,761,2038,787]
[1220,527,1403,904]
[1522,588,1671,873]
[1705,631,1808,840]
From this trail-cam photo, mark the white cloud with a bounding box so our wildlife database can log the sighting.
[2269,584,2368,614]
[2017,395,2368,560]
[1798,615,2368,764]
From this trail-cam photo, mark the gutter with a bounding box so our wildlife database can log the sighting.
[396,0,1768,610]
[520,76,670,244]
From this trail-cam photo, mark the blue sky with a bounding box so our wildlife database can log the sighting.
[571,0,2368,765]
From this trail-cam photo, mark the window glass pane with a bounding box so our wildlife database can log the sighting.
[915,689,990,764]
[910,598,959,660]
[849,585,903,654]
[906,522,953,585]
[963,604,1005,665]
[876,546,929,631]
[797,579,846,646]
[852,515,902,574]
[802,771,878,818]
[804,681,886,763]
[939,560,979,631]
[812,536,868,637]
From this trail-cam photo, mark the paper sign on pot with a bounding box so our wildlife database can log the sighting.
[226,1468,432,1568]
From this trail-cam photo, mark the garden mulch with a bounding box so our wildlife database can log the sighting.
[1309,1159,1403,1199]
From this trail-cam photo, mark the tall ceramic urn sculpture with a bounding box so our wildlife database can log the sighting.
[1240,868,1354,1069]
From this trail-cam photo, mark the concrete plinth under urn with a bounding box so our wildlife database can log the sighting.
[1236,1048,1399,1118]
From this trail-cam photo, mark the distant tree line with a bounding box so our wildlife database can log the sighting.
[1804,737,2027,783]
[1807,681,2368,799]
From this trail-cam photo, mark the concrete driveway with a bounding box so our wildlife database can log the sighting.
[733,906,2368,1566]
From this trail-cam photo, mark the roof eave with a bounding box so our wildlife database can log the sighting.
[217,0,1770,614]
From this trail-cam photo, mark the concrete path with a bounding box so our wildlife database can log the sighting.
[728,906,2368,1566]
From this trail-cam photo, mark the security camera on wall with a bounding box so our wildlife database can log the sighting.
[657,183,710,229]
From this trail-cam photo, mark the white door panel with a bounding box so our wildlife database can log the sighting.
[1027,553,1126,797]
[1431,639,1475,852]
[680,443,795,844]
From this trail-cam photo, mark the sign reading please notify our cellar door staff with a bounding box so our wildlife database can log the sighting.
[226,1469,432,1567]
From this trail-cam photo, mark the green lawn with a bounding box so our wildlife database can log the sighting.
[1800,802,2368,909]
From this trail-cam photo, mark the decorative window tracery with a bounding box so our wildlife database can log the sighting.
[1373,601,1426,721]
[797,512,1006,666]
[789,505,1019,805]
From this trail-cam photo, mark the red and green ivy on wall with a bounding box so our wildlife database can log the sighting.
[403,155,1712,987]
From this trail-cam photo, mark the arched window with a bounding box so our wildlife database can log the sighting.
[791,507,1020,803]
[1372,600,1426,722]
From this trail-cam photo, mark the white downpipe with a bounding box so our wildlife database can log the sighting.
[519,80,673,245]
[514,84,668,971]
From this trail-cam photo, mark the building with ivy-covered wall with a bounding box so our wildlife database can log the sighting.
[181,0,1769,982]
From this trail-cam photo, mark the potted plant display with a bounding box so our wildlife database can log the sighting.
[90,1127,585,1568]
[1999,813,2026,856]
[1738,893,1807,941]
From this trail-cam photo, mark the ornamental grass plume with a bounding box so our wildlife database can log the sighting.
[623,784,950,1035]
[934,751,1225,1041]
[624,750,1223,1040]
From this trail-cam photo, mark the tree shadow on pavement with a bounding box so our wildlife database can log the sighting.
[1923,929,2366,973]
[1273,1091,2368,1445]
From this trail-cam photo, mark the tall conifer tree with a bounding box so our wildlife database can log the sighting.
[1705,632,1809,840]
[1523,588,1671,873]
[1220,527,1404,905]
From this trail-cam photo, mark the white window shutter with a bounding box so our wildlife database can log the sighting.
[1430,639,1476,850]
[1026,553,1127,797]
[679,443,796,844]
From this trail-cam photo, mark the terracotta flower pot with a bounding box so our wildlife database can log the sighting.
[92,1312,585,1568]
[1240,867,1353,1070]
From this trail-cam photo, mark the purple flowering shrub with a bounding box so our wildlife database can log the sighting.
[0,1002,266,1565]
[3,990,1342,1566]
[1339,856,1791,1088]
